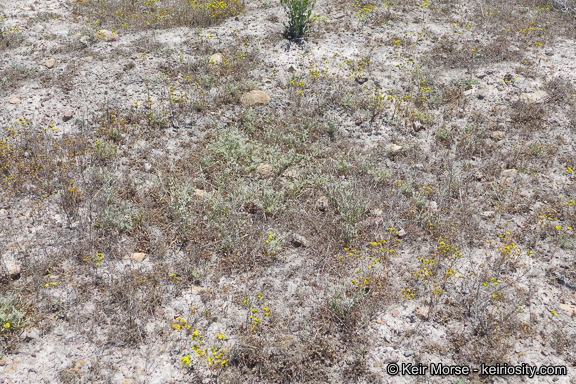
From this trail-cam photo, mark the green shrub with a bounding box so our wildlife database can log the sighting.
[280,0,316,39]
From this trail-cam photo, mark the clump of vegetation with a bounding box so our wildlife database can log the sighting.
[280,0,316,39]
[0,296,29,334]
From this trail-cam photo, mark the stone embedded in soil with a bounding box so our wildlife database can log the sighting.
[63,110,73,122]
[491,131,505,140]
[291,234,310,248]
[241,90,270,107]
[397,229,407,238]
[315,196,330,212]
[0,359,5,365]
[332,12,346,19]
[392,310,400,317]
[386,144,403,154]
[9,97,21,104]
[45,59,57,68]
[3,259,21,278]
[194,189,208,197]
[210,53,223,64]
[125,253,147,262]
[414,306,429,318]
[79,35,90,46]
[256,163,274,177]
[96,29,119,42]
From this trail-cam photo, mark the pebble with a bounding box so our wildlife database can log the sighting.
[386,144,402,154]
[315,196,330,212]
[45,59,57,68]
[9,97,21,104]
[124,253,147,262]
[392,310,400,318]
[210,53,223,64]
[545,50,554,56]
[256,163,274,177]
[404,351,413,357]
[63,110,73,122]
[491,131,505,140]
[291,234,310,248]
[240,90,270,107]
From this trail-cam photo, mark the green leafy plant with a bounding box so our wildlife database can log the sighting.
[280,0,316,39]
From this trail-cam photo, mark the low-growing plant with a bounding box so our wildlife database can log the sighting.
[280,0,316,39]
[0,296,29,334]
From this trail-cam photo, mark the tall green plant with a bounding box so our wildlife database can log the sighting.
[280,0,316,39]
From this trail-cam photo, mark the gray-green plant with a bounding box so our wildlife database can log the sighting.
[280,0,316,39]
[0,296,29,334]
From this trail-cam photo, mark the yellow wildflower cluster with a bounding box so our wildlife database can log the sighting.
[187,0,240,19]
[181,330,229,370]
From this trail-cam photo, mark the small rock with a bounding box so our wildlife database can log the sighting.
[210,53,223,64]
[507,45,520,53]
[429,201,438,212]
[5,361,19,374]
[501,169,517,178]
[63,111,73,122]
[256,163,274,178]
[491,131,505,140]
[384,357,399,364]
[95,29,119,42]
[386,144,402,154]
[372,208,383,216]
[541,350,549,356]
[21,328,41,341]
[545,50,554,56]
[32,24,44,33]
[122,379,135,384]
[332,12,346,19]
[464,88,475,96]
[315,196,330,212]
[0,359,5,365]
[144,163,152,172]
[376,319,382,324]
[125,253,147,262]
[397,229,406,238]
[392,310,400,318]
[194,189,208,198]
[9,97,21,104]
[414,306,429,318]
[291,234,310,248]
[404,351,413,357]
[79,35,90,46]
[477,92,486,100]
[241,90,270,107]
[374,362,383,368]
[3,259,20,279]
[80,71,87,76]
[355,77,368,85]
[560,304,576,316]
[45,59,57,68]
[481,211,495,218]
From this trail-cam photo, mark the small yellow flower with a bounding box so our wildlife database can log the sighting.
[3,323,10,329]
[218,333,226,340]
